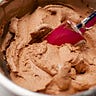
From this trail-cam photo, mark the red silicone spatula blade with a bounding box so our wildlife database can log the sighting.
[45,11,96,46]
[45,23,84,46]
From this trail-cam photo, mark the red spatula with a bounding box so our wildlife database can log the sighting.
[45,11,96,46]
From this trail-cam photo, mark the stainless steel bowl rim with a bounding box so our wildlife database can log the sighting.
[0,73,48,96]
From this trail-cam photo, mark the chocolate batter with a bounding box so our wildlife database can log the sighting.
[2,2,96,95]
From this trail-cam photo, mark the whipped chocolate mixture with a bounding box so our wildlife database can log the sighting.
[2,2,96,95]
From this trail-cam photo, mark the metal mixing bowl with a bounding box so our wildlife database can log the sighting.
[0,0,96,96]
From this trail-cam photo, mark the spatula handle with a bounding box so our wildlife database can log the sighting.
[77,11,96,29]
